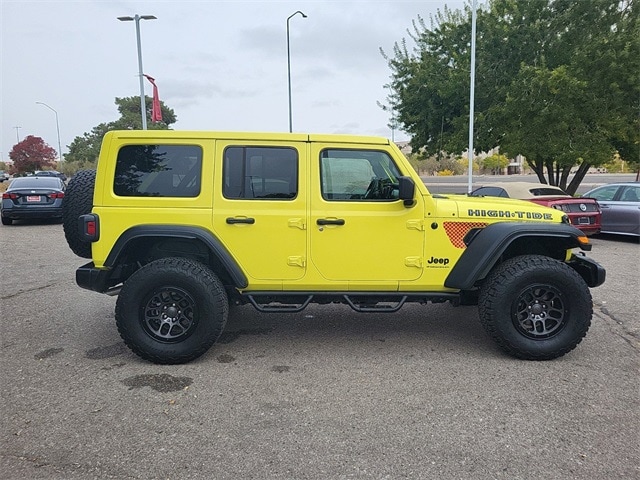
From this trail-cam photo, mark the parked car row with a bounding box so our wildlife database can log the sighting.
[2,175,637,237]
[33,170,67,182]
[0,170,67,182]
[470,181,639,238]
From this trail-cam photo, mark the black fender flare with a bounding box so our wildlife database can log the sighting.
[105,225,248,289]
[444,222,590,290]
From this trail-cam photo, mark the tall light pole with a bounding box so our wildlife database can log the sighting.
[467,0,478,194]
[287,10,307,133]
[118,14,157,130]
[36,102,63,162]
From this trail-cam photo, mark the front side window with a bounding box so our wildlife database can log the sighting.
[114,145,202,197]
[320,149,401,201]
[223,146,298,199]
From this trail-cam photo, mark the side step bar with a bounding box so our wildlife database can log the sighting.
[242,292,460,313]
[343,295,407,313]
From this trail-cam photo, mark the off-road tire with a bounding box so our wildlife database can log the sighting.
[62,169,96,258]
[478,255,592,360]
[115,257,229,364]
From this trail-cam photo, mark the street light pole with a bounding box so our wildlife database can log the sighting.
[36,102,63,162]
[118,14,157,130]
[287,11,307,133]
[467,0,477,194]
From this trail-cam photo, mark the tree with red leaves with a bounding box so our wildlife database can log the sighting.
[9,135,57,174]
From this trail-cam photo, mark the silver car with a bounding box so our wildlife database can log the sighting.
[582,182,640,237]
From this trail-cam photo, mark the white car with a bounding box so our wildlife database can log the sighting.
[0,171,10,182]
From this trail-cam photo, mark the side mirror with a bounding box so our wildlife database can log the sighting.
[398,176,416,207]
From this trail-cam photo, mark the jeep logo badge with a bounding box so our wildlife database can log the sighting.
[427,256,450,266]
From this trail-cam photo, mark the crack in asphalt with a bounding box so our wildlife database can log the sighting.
[0,282,58,300]
[0,452,137,479]
[594,302,640,351]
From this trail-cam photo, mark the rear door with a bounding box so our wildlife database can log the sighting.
[609,185,640,235]
[212,140,307,284]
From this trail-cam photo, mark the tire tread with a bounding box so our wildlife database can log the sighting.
[478,255,592,360]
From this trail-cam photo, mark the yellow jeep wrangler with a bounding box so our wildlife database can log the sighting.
[63,130,605,364]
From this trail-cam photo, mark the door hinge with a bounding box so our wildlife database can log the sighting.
[405,256,423,268]
[288,256,306,267]
[406,220,425,231]
[288,218,306,230]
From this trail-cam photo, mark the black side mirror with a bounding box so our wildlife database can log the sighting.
[398,176,416,207]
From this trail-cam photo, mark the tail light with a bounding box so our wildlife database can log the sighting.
[79,214,100,242]
[49,192,65,199]
[2,192,18,199]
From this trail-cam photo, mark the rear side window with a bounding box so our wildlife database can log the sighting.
[223,146,298,199]
[114,145,202,197]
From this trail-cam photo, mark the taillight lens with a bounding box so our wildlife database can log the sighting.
[2,192,18,199]
[49,192,65,199]
[79,214,99,242]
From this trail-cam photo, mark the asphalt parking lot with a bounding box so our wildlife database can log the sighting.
[1,221,638,480]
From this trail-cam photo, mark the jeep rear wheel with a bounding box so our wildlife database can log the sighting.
[478,255,592,360]
[62,169,96,258]
[116,257,228,364]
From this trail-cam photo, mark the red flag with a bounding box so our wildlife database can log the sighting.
[144,74,163,123]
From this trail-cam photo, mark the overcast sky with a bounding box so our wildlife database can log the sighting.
[1,0,467,162]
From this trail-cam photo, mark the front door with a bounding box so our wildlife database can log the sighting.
[309,145,425,286]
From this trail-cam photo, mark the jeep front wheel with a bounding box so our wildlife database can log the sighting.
[116,257,228,364]
[478,255,592,360]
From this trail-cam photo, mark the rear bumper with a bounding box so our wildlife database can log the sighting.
[2,206,63,219]
[76,262,112,293]
[568,254,606,288]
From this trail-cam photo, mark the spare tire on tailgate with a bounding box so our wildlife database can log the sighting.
[63,169,96,259]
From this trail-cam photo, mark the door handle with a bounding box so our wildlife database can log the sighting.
[316,218,345,226]
[226,217,255,224]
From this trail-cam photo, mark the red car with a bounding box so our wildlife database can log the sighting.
[470,182,601,235]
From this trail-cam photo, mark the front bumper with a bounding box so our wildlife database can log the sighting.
[568,254,606,288]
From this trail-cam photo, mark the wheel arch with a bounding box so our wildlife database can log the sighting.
[445,222,590,290]
[105,225,248,289]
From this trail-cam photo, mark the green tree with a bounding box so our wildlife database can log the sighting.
[383,0,639,194]
[481,153,509,175]
[9,135,57,173]
[65,96,177,164]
